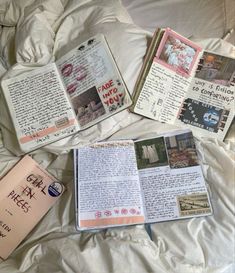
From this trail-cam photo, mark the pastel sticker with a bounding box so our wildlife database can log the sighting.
[48,182,63,197]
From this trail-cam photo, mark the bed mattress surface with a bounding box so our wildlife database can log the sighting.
[0,1,234,272]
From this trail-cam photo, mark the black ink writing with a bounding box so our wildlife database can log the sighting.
[7,190,31,213]
[26,174,47,195]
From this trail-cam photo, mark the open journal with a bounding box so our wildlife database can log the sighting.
[74,130,212,231]
[131,28,235,141]
[0,34,132,153]
[0,155,64,260]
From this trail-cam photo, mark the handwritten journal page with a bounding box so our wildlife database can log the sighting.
[1,63,80,152]
[175,51,235,140]
[134,130,212,223]
[133,28,202,123]
[56,34,132,129]
[75,140,145,230]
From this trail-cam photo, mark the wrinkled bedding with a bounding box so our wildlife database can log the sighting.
[0,0,234,272]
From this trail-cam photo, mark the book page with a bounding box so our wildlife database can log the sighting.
[74,141,145,230]
[1,63,80,152]
[133,28,202,124]
[131,28,164,108]
[56,34,132,129]
[176,51,235,140]
[0,155,64,260]
[134,130,212,223]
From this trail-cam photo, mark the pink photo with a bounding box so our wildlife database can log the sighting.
[155,28,202,76]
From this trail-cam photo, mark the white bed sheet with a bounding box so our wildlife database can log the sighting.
[0,0,234,272]
[122,0,235,44]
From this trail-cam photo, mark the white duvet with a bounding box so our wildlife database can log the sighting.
[0,0,234,272]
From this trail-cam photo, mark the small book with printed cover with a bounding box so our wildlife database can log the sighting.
[0,155,64,260]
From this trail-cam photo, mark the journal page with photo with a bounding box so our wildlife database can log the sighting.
[56,34,132,129]
[176,51,235,140]
[133,28,202,124]
[74,140,145,230]
[134,130,212,223]
[74,130,212,230]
